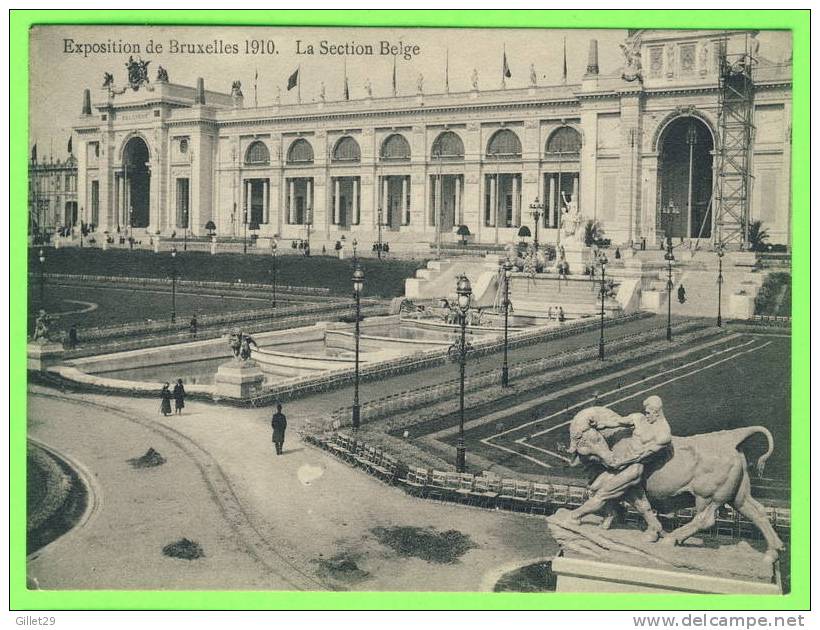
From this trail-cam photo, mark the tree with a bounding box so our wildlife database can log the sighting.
[747,220,770,252]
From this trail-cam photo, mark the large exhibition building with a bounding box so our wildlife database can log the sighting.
[70,29,792,252]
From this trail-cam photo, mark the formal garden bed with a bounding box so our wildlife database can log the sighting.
[29,248,426,299]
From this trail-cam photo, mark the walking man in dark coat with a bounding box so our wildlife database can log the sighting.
[173,379,186,415]
[271,403,287,455]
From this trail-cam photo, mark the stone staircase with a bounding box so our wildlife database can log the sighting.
[508,274,620,320]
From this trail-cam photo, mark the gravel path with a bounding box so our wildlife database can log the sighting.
[27,386,558,591]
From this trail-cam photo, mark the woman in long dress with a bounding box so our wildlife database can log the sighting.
[159,383,172,416]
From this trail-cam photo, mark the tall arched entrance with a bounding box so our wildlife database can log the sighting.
[123,136,150,228]
[657,117,714,240]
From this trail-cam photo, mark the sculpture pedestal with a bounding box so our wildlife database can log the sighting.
[214,360,264,399]
[547,512,782,594]
[27,341,64,371]
[560,241,593,274]
[551,553,781,595]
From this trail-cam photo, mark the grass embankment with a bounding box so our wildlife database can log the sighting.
[755,272,791,317]
[29,248,427,299]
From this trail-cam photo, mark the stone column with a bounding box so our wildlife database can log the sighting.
[382,176,389,224]
[433,176,440,227]
[333,178,340,225]
[352,178,359,225]
[401,176,409,225]
[512,174,520,226]
[489,175,497,227]
[288,179,295,224]
[548,175,555,228]
[264,179,270,225]
[306,178,312,222]
[455,175,462,225]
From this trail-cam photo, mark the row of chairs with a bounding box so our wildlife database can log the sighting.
[308,432,791,540]
[308,433,399,483]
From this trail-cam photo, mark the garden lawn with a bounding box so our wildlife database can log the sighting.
[29,248,427,299]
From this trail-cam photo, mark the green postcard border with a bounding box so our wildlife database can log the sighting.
[10,9,810,611]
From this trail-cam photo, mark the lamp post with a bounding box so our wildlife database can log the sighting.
[79,207,84,248]
[183,208,189,251]
[716,242,725,327]
[501,259,513,387]
[352,264,364,429]
[38,248,45,307]
[352,238,358,263]
[455,274,472,472]
[665,240,675,342]
[598,253,608,361]
[529,197,545,252]
[170,246,177,323]
[271,237,278,308]
[243,209,248,254]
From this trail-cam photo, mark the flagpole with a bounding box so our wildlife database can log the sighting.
[392,55,397,97]
[502,44,506,89]
[297,64,301,104]
[445,48,449,93]
[254,67,258,108]
[562,37,568,84]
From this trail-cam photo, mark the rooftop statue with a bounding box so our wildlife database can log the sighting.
[156,65,169,82]
[620,37,643,82]
[126,56,150,91]
[552,396,785,563]
[471,68,479,90]
[102,72,114,88]
[231,80,243,98]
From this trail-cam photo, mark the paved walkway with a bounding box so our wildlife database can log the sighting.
[27,387,557,591]
[25,314,680,591]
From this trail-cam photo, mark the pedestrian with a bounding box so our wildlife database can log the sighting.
[67,323,78,349]
[547,306,553,321]
[615,247,622,260]
[173,379,186,415]
[271,403,287,455]
[189,314,198,338]
[677,284,687,304]
[558,306,566,323]
[159,383,173,417]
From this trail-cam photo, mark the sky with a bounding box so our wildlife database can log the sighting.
[29,25,791,161]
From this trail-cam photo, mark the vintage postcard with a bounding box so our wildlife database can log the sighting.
[15,12,807,613]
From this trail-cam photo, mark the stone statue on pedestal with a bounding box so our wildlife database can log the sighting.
[561,191,583,242]
[551,396,785,564]
[32,310,51,342]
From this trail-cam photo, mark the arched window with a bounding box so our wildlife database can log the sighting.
[332,136,361,162]
[245,140,270,165]
[381,134,411,161]
[545,127,582,155]
[287,138,314,164]
[486,129,522,159]
[431,131,464,160]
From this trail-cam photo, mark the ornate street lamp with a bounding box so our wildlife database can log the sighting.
[501,259,513,387]
[529,196,545,252]
[170,246,177,323]
[598,253,608,361]
[38,248,46,308]
[455,274,473,472]
[271,237,278,308]
[351,264,365,429]
[665,241,675,342]
[716,242,725,327]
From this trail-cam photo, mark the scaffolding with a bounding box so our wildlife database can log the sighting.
[714,37,756,249]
